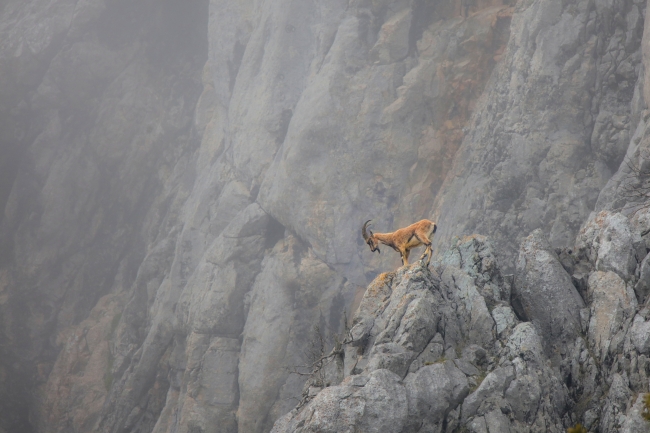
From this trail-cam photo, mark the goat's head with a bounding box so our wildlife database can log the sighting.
[362,220,380,254]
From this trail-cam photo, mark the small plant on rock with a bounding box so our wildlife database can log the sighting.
[642,393,650,421]
[469,372,486,392]
[567,423,587,433]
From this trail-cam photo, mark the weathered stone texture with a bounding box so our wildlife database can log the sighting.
[432,0,645,269]
[274,236,575,433]
[2,0,650,432]
[513,229,585,357]
[273,218,650,433]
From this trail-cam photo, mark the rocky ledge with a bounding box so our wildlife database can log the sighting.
[272,209,650,433]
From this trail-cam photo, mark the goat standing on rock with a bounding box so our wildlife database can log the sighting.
[362,219,438,267]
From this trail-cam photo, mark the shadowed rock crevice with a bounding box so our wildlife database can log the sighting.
[408,0,436,55]
[276,109,293,145]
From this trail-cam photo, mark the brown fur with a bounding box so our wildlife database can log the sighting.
[362,219,438,266]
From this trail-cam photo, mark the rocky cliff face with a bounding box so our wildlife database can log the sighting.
[1,0,650,432]
[433,0,647,267]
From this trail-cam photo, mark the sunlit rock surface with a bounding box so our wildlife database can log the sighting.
[1,0,650,432]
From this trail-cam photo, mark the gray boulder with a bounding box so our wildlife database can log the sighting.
[270,369,409,433]
[630,312,650,355]
[404,361,470,432]
[513,229,585,356]
[461,365,515,422]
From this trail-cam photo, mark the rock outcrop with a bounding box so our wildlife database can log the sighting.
[273,221,650,433]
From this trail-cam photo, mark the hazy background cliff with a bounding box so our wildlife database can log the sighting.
[0,0,648,432]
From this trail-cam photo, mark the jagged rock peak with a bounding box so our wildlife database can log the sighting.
[273,226,650,432]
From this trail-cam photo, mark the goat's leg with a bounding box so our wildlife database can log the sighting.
[420,245,432,264]
[400,249,410,266]
[417,234,433,263]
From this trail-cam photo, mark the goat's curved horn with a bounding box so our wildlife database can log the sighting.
[362,220,372,241]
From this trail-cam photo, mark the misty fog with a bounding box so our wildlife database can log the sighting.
[0,0,649,432]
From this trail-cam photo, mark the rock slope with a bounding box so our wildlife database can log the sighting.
[273,216,650,432]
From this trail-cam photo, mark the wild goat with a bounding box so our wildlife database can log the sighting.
[362,219,438,266]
